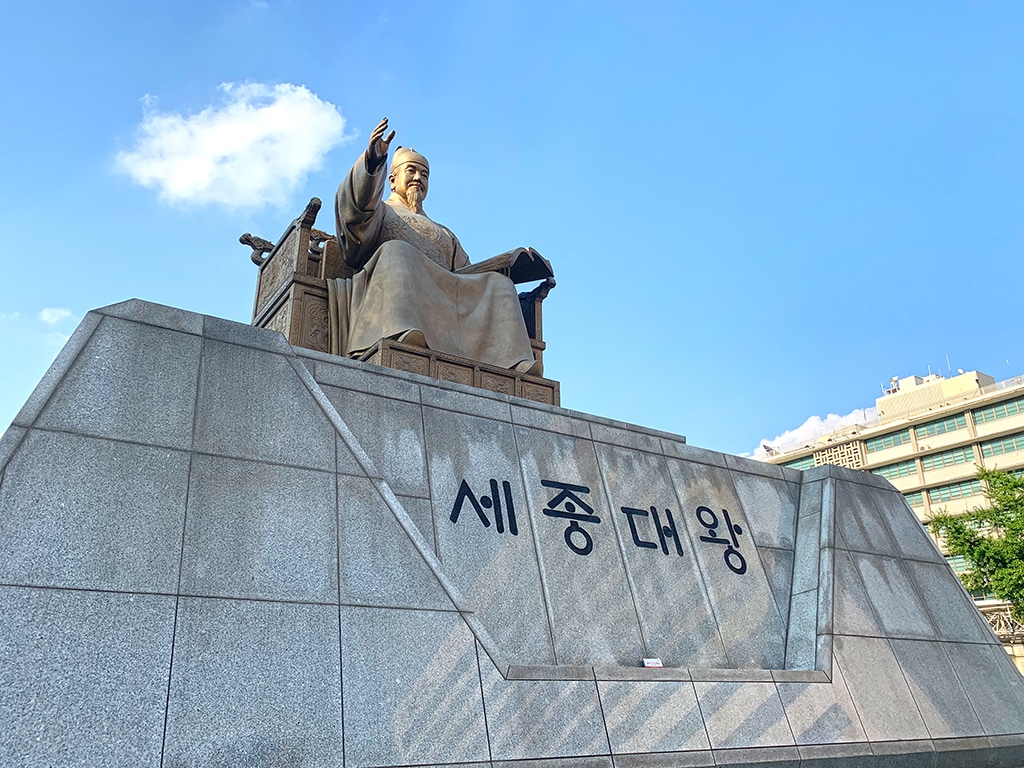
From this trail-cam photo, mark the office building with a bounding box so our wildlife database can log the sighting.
[763,369,1024,670]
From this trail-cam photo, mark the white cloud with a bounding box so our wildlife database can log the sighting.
[0,311,19,321]
[752,406,877,460]
[44,332,70,347]
[39,307,71,325]
[116,82,349,208]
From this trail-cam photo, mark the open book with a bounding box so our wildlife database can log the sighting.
[455,247,554,284]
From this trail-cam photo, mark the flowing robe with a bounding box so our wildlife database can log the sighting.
[329,152,536,370]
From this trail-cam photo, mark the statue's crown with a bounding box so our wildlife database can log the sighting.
[391,146,429,173]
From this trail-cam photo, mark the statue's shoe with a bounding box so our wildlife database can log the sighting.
[397,329,427,347]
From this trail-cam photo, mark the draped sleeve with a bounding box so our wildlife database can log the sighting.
[335,151,389,270]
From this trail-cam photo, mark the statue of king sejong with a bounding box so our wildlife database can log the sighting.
[328,117,541,375]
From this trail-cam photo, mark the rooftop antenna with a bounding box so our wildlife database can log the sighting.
[945,354,952,376]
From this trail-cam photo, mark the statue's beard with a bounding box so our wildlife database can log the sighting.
[404,185,424,212]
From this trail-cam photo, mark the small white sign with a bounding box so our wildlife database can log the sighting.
[642,657,664,668]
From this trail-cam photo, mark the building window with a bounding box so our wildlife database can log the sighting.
[904,491,924,507]
[915,414,968,439]
[873,459,917,479]
[945,556,997,600]
[782,455,816,471]
[927,479,984,504]
[972,396,1024,425]
[921,446,976,472]
[946,554,970,574]
[981,433,1024,458]
[865,429,912,453]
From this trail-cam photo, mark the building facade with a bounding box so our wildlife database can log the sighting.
[764,369,1024,670]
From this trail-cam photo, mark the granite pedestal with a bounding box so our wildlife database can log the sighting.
[2,300,1023,767]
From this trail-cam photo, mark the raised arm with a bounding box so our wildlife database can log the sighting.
[335,117,395,270]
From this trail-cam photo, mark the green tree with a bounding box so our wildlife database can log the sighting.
[928,467,1024,620]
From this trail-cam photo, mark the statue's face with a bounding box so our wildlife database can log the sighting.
[391,161,429,202]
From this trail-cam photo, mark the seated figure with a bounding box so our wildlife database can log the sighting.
[328,117,541,375]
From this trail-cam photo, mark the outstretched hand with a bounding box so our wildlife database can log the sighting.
[367,117,396,168]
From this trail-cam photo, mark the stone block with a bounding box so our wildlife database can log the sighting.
[424,407,555,665]
[797,741,876,768]
[516,424,644,665]
[724,453,784,480]
[798,480,823,518]
[759,546,795,625]
[801,466,835,483]
[194,339,335,471]
[853,553,936,640]
[989,734,1024,768]
[203,313,293,353]
[163,597,343,767]
[666,459,787,669]
[816,635,834,676]
[833,481,899,557]
[424,379,512,420]
[180,455,338,603]
[598,680,709,754]
[97,298,205,335]
[791,512,821,594]
[890,639,983,739]
[507,664,594,680]
[594,665,691,681]
[693,681,795,749]
[480,653,609,760]
[932,736,998,768]
[0,586,175,768]
[869,739,935,768]
[322,385,429,497]
[817,547,835,635]
[712,744,801,766]
[314,355,422,403]
[872,489,944,563]
[396,493,437,552]
[337,474,452,610]
[942,642,1024,736]
[493,759,613,768]
[771,670,830,683]
[334,430,366,476]
[689,668,774,682]
[340,607,489,766]
[832,549,884,638]
[590,420,661,453]
[729,471,798,550]
[12,312,103,429]
[904,560,992,644]
[657,440,727,468]
[511,401,593,439]
[820,477,836,549]
[832,635,929,742]
[784,589,817,670]
[778,659,869,745]
[611,752,714,768]
[594,442,728,668]
[35,317,202,449]
[0,431,188,593]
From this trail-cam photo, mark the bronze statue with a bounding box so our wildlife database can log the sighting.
[328,117,541,374]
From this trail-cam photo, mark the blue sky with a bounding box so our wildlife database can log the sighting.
[2,1,1022,456]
